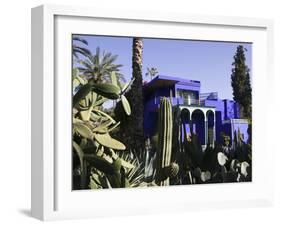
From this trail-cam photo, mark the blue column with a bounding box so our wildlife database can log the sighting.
[213,120,216,147]
[205,120,208,145]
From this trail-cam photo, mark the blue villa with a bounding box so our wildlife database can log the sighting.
[143,75,250,148]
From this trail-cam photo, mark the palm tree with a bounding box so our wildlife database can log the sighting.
[124,38,144,152]
[145,67,158,81]
[78,47,125,84]
[72,37,91,58]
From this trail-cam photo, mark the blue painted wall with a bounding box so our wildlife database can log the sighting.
[143,75,248,146]
[224,100,240,119]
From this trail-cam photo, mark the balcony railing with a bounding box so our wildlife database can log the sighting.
[145,97,205,109]
[182,98,204,106]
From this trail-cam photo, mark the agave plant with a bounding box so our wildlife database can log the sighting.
[88,148,148,189]
[117,150,148,187]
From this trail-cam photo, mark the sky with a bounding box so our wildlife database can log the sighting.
[73,35,252,100]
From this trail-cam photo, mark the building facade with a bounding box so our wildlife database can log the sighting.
[143,75,250,148]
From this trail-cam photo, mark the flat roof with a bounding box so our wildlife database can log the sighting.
[143,75,200,97]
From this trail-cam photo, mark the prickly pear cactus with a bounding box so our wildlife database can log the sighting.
[72,67,138,189]
[165,162,179,178]
[155,97,173,186]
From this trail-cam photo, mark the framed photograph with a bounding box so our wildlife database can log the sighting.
[31,4,274,221]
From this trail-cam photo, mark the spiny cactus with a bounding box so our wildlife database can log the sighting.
[73,83,93,107]
[94,133,126,150]
[72,67,137,190]
[155,97,173,186]
[92,83,121,99]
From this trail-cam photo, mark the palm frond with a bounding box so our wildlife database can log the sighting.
[77,47,125,86]
[73,37,88,45]
[72,36,91,58]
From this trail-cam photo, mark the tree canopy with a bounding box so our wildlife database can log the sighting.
[231,45,252,118]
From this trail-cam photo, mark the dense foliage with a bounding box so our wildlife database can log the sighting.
[72,67,148,189]
[231,45,252,118]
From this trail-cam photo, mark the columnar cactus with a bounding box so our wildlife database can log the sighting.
[172,106,181,159]
[155,97,173,186]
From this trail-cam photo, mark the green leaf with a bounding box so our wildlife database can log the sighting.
[89,176,100,189]
[73,83,92,107]
[92,97,108,108]
[92,83,121,99]
[80,104,94,121]
[72,141,84,168]
[106,174,121,188]
[79,138,88,149]
[74,123,93,139]
[73,117,83,124]
[112,158,122,172]
[92,124,108,134]
[107,121,120,133]
[91,91,97,105]
[92,109,116,123]
[217,152,228,166]
[73,78,80,91]
[85,154,116,175]
[76,75,86,85]
[111,71,118,86]
[201,171,211,182]
[121,95,131,116]
[79,91,97,121]
[94,133,126,150]
[120,158,135,169]
[121,78,135,94]
[90,112,101,121]
[73,68,86,85]
[72,68,79,78]
[241,161,250,177]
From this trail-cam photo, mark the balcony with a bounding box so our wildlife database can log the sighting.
[182,97,204,106]
[145,96,205,111]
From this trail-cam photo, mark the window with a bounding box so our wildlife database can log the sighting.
[177,89,198,105]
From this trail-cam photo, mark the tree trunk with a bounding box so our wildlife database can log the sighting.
[125,38,144,153]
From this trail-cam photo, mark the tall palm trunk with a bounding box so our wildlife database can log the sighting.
[126,38,144,153]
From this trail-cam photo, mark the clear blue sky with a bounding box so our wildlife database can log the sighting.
[74,35,252,100]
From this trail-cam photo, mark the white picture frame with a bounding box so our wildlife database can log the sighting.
[31,4,274,221]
